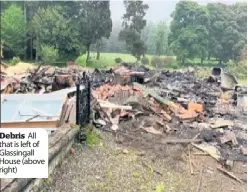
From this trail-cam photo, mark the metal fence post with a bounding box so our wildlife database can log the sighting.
[76,83,80,125]
[75,74,91,126]
[87,79,91,123]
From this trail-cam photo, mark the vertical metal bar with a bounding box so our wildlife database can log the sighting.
[87,79,91,123]
[76,83,80,125]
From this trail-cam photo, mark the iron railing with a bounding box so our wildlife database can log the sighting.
[76,72,91,126]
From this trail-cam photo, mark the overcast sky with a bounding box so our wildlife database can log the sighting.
[110,0,246,23]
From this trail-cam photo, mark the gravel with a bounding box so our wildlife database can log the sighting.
[42,130,246,192]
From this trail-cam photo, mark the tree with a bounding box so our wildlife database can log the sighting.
[207,3,246,63]
[75,1,112,63]
[131,40,147,60]
[91,38,107,60]
[155,21,169,56]
[147,22,157,55]
[30,5,81,61]
[40,45,59,64]
[2,1,55,60]
[231,2,247,62]
[119,0,149,61]
[169,1,209,64]
[25,1,53,60]
[141,21,156,55]
[193,5,210,63]
[103,21,127,53]
[1,4,26,57]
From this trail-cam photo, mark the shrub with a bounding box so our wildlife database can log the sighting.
[227,60,247,79]
[141,56,149,65]
[151,56,177,69]
[167,62,180,69]
[87,59,94,67]
[75,55,86,66]
[162,56,176,65]
[115,57,122,63]
[39,45,59,65]
[10,56,21,65]
[75,55,95,67]
[151,56,163,68]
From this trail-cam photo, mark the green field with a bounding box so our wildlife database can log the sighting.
[75,52,150,68]
[75,52,235,69]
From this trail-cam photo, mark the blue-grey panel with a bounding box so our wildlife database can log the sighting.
[1,94,65,122]
[1,100,23,121]
[15,100,63,121]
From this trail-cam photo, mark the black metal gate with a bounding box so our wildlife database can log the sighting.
[76,72,91,126]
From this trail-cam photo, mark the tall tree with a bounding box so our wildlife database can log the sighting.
[75,1,112,63]
[119,0,149,61]
[2,1,55,60]
[30,5,81,61]
[169,1,209,64]
[154,21,169,56]
[103,21,127,53]
[145,22,157,55]
[1,4,26,58]
[207,3,246,63]
[141,21,155,55]
[193,5,210,63]
[25,1,52,60]
[91,38,107,60]
[232,2,247,62]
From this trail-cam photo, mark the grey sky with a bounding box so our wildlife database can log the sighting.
[110,0,246,23]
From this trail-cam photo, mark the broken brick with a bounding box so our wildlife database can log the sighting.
[92,84,143,101]
[188,102,203,113]
[177,110,198,121]
[70,148,76,154]
[132,85,141,91]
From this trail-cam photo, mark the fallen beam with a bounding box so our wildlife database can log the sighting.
[160,138,203,144]
[133,82,177,108]
[217,165,243,184]
[98,100,132,110]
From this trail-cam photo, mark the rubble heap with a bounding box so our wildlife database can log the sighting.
[1,62,247,183]
[89,64,247,183]
[1,64,86,94]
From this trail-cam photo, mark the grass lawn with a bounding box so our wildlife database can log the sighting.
[238,78,247,85]
[75,52,178,69]
[75,52,227,69]
[75,52,137,68]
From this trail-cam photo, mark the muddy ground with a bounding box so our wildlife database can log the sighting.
[43,129,246,192]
